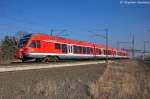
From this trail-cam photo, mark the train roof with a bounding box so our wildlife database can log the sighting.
[30,33,94,46]
[24,33,127,52]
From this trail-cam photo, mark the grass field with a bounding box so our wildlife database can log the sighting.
[0,60,149,99]
[88,60,150,99]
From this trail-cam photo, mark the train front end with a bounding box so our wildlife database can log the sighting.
[15,34,32,61]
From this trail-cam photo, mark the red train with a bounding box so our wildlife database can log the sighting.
[15,33,128,62]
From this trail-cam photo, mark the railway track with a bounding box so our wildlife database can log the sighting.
[0,60,107,73]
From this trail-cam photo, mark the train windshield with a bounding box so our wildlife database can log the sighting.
[18,38,30,48]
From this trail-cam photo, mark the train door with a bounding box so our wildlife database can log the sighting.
[101,49,104,55]
[101,49,105,58]
[68,45,73,55]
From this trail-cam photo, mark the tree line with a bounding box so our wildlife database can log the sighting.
[0,36,17,64]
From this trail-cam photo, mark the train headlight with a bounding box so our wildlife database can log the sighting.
[24,47,30,52]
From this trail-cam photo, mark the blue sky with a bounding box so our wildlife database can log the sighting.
[0,0,150,50]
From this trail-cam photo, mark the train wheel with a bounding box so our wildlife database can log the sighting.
[43,56,49,62]
[44,56,59,62]
[35,58,43,62]
[54,56,59,63]
[22,57,27,62]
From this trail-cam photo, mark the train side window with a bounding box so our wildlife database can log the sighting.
[107,50,109,55]
[89,48,91,53]
[87,47,90,54]
[109,50,112,55]
[79,46,82,54]
[37,40,41,48]
[85,47,87,54]
[87,48,89,54]
[104,50,109,55]
[77,46,79,53]
[90,48,93,53]
[104,50,106,55]
[117,52,121,56]
[30,40,36,48]
[62,44,67,53]
[108,50,111,55]
[96,49,99,54]
[55,43,61,49]
[99,49,101,54]
[119,52,121,55]
[83,47,86,54]
[81,47,83,54]
[108,50,110,55]
[74,46,77,53]
[76,46,79,53]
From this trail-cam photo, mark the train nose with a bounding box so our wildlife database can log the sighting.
[15,52,23,59]
[15,49,23,59]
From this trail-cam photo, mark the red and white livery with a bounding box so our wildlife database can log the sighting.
[15,34,128,62]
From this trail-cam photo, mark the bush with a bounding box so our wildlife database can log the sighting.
[0,36,17,63]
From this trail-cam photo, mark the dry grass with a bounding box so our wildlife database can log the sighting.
[0,60,149,99]
[88,60,150,99]
[0,64,106,99]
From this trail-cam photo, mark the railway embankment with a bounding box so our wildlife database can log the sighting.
[0,60,149,99]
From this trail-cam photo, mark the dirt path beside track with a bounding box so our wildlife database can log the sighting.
[0,63,106,99]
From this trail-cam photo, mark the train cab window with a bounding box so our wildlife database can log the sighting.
[18,38,30,48]
[62,44,67,53]
[30,40,36,48]
[55,43,61,49]
[37,40,41,48]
